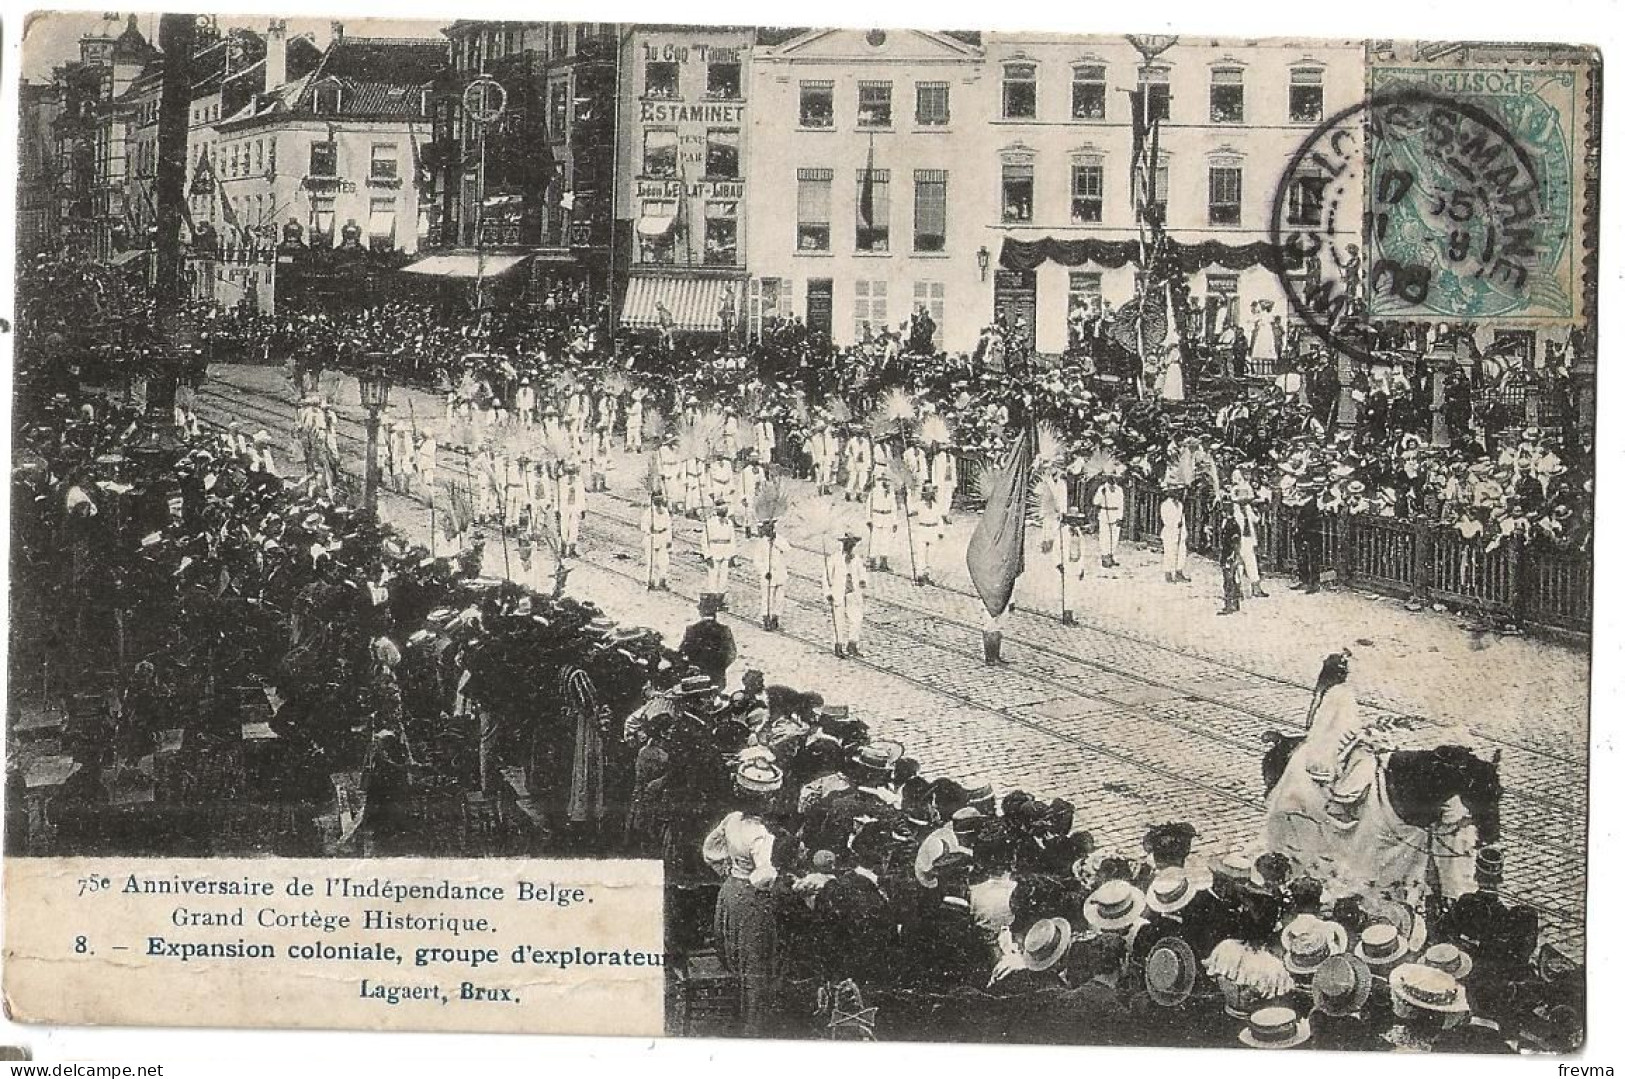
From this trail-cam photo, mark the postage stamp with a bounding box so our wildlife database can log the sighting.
[1364,65,1587,324]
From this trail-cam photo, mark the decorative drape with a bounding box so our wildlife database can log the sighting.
[998,237,1293,274]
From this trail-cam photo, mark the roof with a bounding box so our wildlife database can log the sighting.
[112,16,159,63]
[219,36,447,127]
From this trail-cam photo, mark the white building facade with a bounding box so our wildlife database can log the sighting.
[743,29,988,352]
[977,34,1367,355]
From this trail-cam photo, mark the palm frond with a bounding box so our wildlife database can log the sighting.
[753,479,794,524]
[968,455,998,504]
[675,417,715,461]
[920,413,953,448]
[540,426,577,466]
[1077,446,1124,479]
[599,372,629,400]
[1030,473,1065,526]
[829,399,853,425]
[791,497,862,551]
[641,456,663,498]
[790,398,812,430]
[642,408,668,445]
[865,388,916,443]
[738,385,765,422]
[1036,422,1068,470]
[550,370,578,399]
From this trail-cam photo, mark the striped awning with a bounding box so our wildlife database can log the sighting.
[620,275,737,333]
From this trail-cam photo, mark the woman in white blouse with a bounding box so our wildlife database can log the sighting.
[702,759,786,1034]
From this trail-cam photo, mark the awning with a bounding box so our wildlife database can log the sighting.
[107,249,149,268]
[620,275,738,333]
[636,214,677,238]
[400,252,530,279]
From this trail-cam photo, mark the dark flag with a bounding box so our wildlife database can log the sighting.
[966,432,1034,619]
[858,136,876,233]
[1128,88,1148,209]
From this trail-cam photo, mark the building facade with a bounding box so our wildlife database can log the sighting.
[614,25,754,337]
[428,21,621,304]
[744,29,987,351]
[17,82,65,252]
[977,34,1366,355]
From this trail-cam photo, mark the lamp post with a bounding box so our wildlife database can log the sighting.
[358,362,392,514]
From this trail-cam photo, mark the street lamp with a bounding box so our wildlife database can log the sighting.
[358,361,392,514]
[976,246,991,281]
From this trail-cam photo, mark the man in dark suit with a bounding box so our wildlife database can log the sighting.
[677,594,736,689]
[801,746,895,856]
[1291,493,1324,594]
[817,823,898,987]
[1216,497,1244,616]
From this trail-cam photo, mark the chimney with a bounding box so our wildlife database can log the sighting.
[330,22,345,44]
[265,19,287,89]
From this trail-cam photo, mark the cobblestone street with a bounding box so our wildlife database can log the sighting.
[196,365,1590,956]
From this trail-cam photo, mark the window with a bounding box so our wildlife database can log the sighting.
[1211,67,1244,123]
[1204,272,1239,336]
[855,167,891,251]
[1068,271,1103,316]
[644,60,679,99]
[706,56,741,99]
[1072,65,1106,120]
[1208,165,1242,225]
[912,281,945,345]
[800,81,834,128]
[312,81,341,115]
[267,140,276,176]
[1001,162,1034,223]
[370,143,398,181]
[854,279,888,339]
[311,194,336,244]
[550,24,568,57]
[1071,163,1103,223]
[642,129,678,178]
[796,168,832,251]
[857,82,892,127]
[916,82,950,126]
[913,170,947,252]
[1135,157,1170,223]
[637,199,677,264]
[1290,67,1324,123]
[309,140,336,178]
[1002,63,1038,119]
[550,82,569,136]
[1286,173,1327,227]
[254,139,264,173]
[230,143,240,177]
[1140,72,1171,123]
[704,202,738,265]
[705,129,740,180]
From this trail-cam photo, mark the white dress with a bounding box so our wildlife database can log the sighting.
[1260,683,1372,887]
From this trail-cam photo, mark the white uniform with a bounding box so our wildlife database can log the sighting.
[1160,496,1188,576]
[824,549,867,652]
[754,418,777,464]
[657,445,682,503]
[707,458,736,511]
[640,504,672,588]
[902,445,929,501]
[812,428,841,493]
[416,436,437,494]
[844,437,872,501]
[557,471,586,553]
[755,532,790,621]
[930,450,958,521]
[736,464,762,532]
[702,512,736,596]
[515,384,536,427]
[1093,480,1125,563]
[868,482,900,567]
[1236,501,1263,586]
[625,397,645,452]
[910,493,945,582]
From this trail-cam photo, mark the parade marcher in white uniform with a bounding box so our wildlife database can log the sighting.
[702,501,737,603]
[557,461,586,557]
[1160,485,1191,584]
[515,378,537,428]
[657,437,683,506]
[625,389,646,453]
[929,444,958,523]
[812,421,841,495]
[910,482,945,585]
[707,453,737,517]
[843,431,872,502]
[1232,475,1268,597]
[736,451,764,537]
[753,411,777,467]
[901,438,929,504]
[682,452,706,519]
[251,430,278,477]
[867,473,900,573]
[1092,473,1125,568]
[415,429,437,497]
[640,490,673,590]
[824,532,867,658]
[754,518,790,631]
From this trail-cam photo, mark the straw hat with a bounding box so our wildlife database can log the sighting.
[1352,923,1411,969]
[1146,866,1214,915]
[1390,962,1470,1015]
[1238,1006,1311,1049]
[1310,954,1372,1017]
[1144,937,1199,1006]
[1280,914,1349,976]
[1083,880,1147,931]
[1422,942,1474,981]
[1020,917,1074,972]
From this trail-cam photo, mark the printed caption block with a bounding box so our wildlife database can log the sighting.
[4,858,664,1035]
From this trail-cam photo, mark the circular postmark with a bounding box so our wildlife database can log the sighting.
[1270,87,1557,364]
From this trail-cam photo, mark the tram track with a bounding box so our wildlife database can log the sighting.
[191,379,1584,854]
